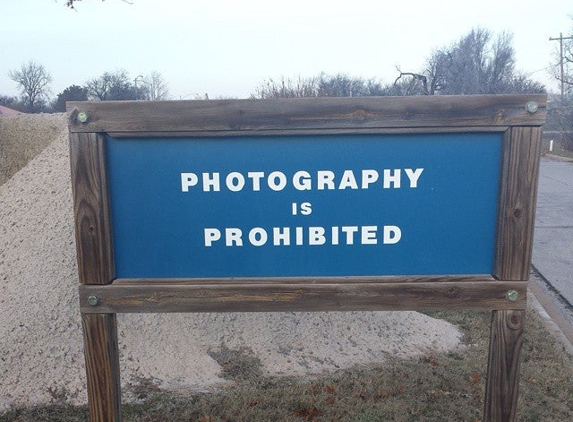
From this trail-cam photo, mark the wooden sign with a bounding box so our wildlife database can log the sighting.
[68,95,546,422]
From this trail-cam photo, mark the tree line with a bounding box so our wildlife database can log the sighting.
[0,28,550,114]
[252,29,545,99]
[1,66,169,113]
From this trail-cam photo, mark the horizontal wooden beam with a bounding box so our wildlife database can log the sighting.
[112,275,496,285]
[105,126,510,138]
[67,95,546,135]
[79,281,527,313]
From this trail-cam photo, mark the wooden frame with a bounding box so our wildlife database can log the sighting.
[68,94,546,422]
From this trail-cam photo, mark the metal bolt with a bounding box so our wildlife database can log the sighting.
[506,290,519,302]
[87,295,100,306]
[77,111,90,124]
[525,101,539,114]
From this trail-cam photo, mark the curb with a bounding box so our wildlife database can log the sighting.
[542,153,573,163]
[527,285,573,355]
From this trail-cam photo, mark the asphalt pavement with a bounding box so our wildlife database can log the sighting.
[530,156,573,346]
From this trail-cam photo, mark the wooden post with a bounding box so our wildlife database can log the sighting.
[484,310,525,422]
[70,132,121,421]
[485,126,543,421]
[82,314,121,422]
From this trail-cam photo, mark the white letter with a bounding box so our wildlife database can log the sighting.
[332,226,339,245]
[203,172,220,192]
[273,227,291,246]
[226,172,245,192]
[204,228,221,246]
[361,226,378,244]
[249,227,268,246]
[268,171,287,191]
[317,170,335,190]
[361,170,379,189]
[383,169,401,189]
[301,202,312,215]
[181,173,198,192]
[341,226,359,245]
[247,172,265,191]
[225,228,243,246]
[309,227,326,245]
[338,170,358,190]
[405,168,424,188]
[383,226,402,244]
[293,170,312,190]
[295,227,304,245]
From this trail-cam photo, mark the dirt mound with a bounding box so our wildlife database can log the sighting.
[0,115,462,413]
[0,113,67,185]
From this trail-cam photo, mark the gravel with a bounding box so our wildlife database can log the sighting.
[0,113,66,185]
[0,114,462,413]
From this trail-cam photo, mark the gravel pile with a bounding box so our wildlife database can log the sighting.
[0,114,461,413]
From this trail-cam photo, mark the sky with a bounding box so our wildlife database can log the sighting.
[0,0,572,100]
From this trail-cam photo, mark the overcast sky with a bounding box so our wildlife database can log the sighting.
[1,0,572,100]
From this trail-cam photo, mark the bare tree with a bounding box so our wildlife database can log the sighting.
[398,28,544,96]
[252,73,404,99]
[8,61,52,113]
[315,73,360,97]
[431,28,503,94]
[144,71,169,100]
[85,70,136,100]
[394,69,429,95]
[252,75,318,99]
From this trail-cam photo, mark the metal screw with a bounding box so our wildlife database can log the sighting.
[77,111,90,124]
[87,295,100,306]
[525,101,539,114]
[506,290,519,302]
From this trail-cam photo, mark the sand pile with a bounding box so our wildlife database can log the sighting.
[0,114,462,413]
[0,113,66,185]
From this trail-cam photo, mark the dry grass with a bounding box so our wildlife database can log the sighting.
[1,307,572,422]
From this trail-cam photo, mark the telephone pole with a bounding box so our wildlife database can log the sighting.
[549,33,573,100]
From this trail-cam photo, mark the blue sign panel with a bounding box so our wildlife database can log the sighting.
[106,133,502,278]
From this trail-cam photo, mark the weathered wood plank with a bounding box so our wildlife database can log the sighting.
[69,133,114,285]
[78,281,526,313]
[67,95,546,135]
[494,127,542,281]
[485,125,541,422]
[82,314,121,422]
[484,310,525,422]
[106,126,510,138]
[113,275,496,285]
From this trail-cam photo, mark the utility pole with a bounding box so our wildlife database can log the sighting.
[549,33,573,100]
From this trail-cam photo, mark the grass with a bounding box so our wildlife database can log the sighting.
[1,307,572,422]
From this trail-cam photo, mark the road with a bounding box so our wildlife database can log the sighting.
[531,156,573,343]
